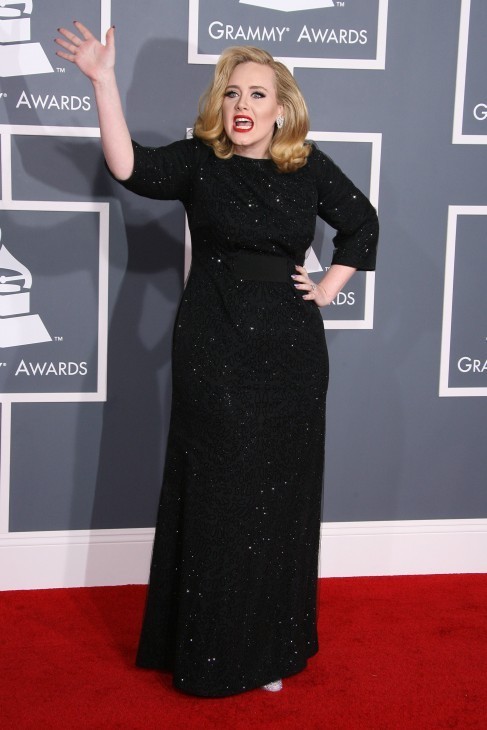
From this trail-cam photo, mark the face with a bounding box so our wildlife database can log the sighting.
[222,62,283,159]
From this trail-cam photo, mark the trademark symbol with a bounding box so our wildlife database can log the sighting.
[0,363,6,367]
[0,92,7,99]
[336,1,345,6]
[56,67,66,73]
[54,336,64,342]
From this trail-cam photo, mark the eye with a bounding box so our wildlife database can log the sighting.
[224,90,238,98]
[251,91,265,99]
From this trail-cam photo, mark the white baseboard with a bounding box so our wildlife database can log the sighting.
[0,528,154,591]
[1,519,486,590]
[319,519,487,577]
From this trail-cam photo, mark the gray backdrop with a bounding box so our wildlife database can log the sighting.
[0,0,485,537]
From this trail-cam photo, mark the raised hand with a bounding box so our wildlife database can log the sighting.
[55,20,133,180]
[55,21,115,84]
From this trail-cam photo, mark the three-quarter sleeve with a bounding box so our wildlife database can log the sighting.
[108,137,206,203]
[311,146,379,271]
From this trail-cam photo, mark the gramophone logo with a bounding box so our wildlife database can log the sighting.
[239,0,334,9]
[0,229,52,348]
[0,0,54,78]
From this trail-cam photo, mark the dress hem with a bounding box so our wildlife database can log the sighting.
[136,646,319,698]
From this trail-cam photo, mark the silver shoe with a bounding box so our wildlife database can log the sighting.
[261,678,283,692]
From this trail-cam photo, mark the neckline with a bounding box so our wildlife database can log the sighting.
[232,153,274,162]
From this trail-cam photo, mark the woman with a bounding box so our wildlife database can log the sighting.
[55,22,378,697]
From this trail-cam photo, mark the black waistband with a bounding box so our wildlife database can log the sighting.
[233,251,292,282]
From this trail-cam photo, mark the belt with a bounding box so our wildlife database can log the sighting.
[233,251,293,282]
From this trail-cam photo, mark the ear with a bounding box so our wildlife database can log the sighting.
[277,103,284,117]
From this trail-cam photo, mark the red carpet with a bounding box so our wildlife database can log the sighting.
[1,575,486,729]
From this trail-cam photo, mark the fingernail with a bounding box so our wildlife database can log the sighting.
[291,274,297,279]
[294,284,300,288]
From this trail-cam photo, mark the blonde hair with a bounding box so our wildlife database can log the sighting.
[193,46,311,173]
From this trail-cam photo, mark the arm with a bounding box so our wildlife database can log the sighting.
[55,21,134,180]
[293,148,379,307]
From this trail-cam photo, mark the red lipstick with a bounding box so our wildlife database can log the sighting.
[233,115,254,133]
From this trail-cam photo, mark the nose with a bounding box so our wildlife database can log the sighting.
[235,95,249,111]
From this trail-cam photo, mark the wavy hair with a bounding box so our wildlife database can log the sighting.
[193,46,311,173]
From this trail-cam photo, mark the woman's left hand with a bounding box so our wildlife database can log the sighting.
[292,265,332,307]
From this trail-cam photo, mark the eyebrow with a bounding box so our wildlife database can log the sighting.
[225,85,269,91]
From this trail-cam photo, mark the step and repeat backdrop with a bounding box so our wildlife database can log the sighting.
[0,1,485,585]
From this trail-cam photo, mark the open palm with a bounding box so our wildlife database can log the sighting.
[55,21,115,82]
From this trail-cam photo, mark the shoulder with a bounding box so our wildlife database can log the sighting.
[170,134,211,155]
[180,134,213,164]
[303,141,334,172]
[302,141,350,189]
[131,135,212,167]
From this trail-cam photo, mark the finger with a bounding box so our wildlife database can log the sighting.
[303,286,318,299]
[57,26,80,43]
[55,37,78,54]
[295,265,307,275]
[292,272,313,285]
[105,25,115,48]
[304,281,318,295]
[73,20,95,40]
[55,50,76,63]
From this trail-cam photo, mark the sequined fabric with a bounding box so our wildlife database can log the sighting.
[113,138,378,697]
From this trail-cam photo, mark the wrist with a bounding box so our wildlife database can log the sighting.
[92,69,117,89]
[317,284,333,306]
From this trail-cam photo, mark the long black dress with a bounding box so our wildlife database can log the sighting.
[114,137,378,697]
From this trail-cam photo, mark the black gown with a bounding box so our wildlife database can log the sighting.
[114,137,378,697]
